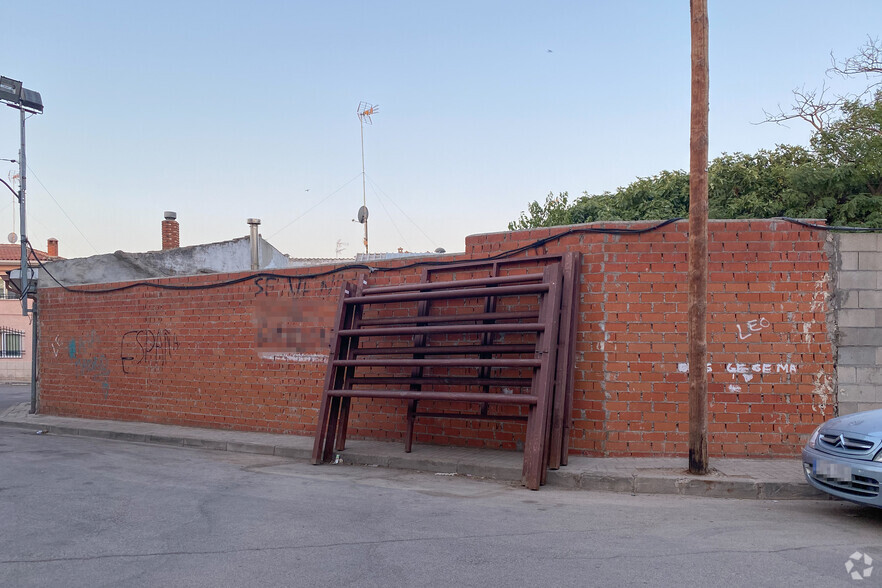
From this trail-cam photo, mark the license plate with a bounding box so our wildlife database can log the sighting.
[815,458,852,482]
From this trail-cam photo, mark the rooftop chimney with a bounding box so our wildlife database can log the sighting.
[47,238,58,258]
[162,211,179,250]
[247,218,261,270]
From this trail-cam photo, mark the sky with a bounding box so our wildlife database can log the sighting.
[1,1,877,260]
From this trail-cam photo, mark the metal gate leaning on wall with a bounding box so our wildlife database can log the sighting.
[311,253,581,490]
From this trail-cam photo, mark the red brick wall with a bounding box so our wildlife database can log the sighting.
[37,219,834,457]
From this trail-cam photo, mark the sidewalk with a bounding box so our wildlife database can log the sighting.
[0,402,822,500]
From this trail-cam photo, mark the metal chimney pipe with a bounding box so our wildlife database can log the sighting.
[247,218,261,270]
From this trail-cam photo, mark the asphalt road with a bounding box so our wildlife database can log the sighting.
[1,427,881,588]
[0,383,30,413]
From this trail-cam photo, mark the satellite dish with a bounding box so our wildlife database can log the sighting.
[357,205,369,224]
[7,232,16,244]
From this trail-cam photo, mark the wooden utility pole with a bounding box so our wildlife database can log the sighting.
[688,0,709,475]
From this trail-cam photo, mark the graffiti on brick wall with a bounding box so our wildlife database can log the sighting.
[254,276,298,297]
[676,362,713,373]
[120,329,180,374]
[804,273,830,344]
[677,361,799,381]
[812,370,833,414]
[725,362,798,381]
[676,313,803,383]
[252,276,336,298]
[735,316,771,340]
[254,298,333,363]
[68,332,110,396]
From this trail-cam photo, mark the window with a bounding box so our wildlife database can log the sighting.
[0,281,17,299]
[0,328,24,358]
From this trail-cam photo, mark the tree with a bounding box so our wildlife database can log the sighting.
[707,146,814,219]
[789,88,882,226]
[510,38,882,229]
[568,170,690,223]
[813,92,882,173]
[799,97,882,225]
[508,192,572,230]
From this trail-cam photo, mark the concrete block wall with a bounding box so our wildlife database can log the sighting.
[36,219,837,458]
[831,233,882,415]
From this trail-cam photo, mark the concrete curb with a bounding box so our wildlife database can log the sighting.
[0,406,822,500]
[543,469,821,499]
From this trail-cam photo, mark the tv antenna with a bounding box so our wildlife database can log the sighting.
[357,101,378,254]
[335,239,348,257]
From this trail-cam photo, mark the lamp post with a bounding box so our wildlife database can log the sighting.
[0,76,43,317]
[1,76,43,416]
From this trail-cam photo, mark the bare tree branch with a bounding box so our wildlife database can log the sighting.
[830,36,882,78]
[760,37,881,132]
[760,84,841,132]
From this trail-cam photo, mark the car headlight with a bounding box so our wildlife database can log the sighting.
[875,449,882,462]
[808,426,821,449]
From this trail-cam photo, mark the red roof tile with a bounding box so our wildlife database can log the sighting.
[0,244,54,263]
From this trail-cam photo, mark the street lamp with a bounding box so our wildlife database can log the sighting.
[0,76,43,317]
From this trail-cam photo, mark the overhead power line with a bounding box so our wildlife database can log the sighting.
[268,173,363,240]
[27,166,99,254]
[365,174,438,249]
[367,181,409,250]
